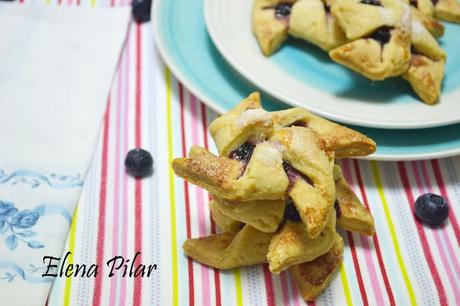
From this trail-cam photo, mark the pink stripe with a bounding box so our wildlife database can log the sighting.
[119,30,130,306]
[289,274,301,306]
[279,271,291,306]
[190,94,212,306]
[415,161,460,295]
[341,159,386,306]
[108,52,124,306]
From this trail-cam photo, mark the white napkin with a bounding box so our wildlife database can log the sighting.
[0,3,130,305]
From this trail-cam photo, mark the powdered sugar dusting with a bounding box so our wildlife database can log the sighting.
[235,109,272,128]
[257,142,283,167]
[400,5,411,33]
[411,21,425,40]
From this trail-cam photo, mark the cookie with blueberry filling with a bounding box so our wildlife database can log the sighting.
[329,0,412,80]
[252,0,297,56]
[287,0,348,51]
[175,93,376,238]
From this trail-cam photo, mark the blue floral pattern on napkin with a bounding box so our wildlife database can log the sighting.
[0,169,79,284]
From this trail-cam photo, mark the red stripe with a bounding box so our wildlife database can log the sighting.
[398,162,448,304]
[353,160,396,306]
[430,160,460,245]
[179,84,195,305]
[346,232,369,306]
[92,97,111,306]
[133,23,143,306]
[200,103,222,306]
[263,264,276,306]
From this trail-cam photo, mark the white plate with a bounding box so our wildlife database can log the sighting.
[204,0,460,129]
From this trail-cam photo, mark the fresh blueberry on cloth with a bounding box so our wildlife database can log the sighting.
[125,148,153,177]
[415,193,449,226]
[132,0,151,23]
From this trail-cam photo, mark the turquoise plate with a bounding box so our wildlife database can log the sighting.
[152,0,460,160]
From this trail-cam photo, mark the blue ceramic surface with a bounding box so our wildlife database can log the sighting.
[154,0,460,160]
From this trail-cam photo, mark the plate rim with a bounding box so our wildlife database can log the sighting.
[203,0,460,130]
[152,0,460,160]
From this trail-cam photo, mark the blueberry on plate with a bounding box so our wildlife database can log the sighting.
[132,0,151,23]
[414,193,449,226]
[125,148,153,177]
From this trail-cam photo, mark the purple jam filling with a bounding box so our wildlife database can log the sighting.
[282,161,313,187]
[284,199,302,222]
[229,142,256,174]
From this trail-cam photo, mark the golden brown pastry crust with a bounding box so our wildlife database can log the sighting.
[403,55,445,105]
[434,0,460,23]
[183,225,273,269]
[267,212,336,274]
[175,94,377,301]
[212,197,285,233]
[334,165,375,236]
[289,233,344,301]
[209,200,244,233]
[272,108,377,158]
[288,0,348,51]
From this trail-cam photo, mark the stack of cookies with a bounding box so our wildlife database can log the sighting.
[253,0,458,104]
[172,93,377,301]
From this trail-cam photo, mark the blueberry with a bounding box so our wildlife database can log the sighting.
[229,142,255,164]
[282,161,313,186]
[125,148,153,177]
[370,26,393,46]
[410,0,418,7]
[274,3,293,19]
[360,0,382,6]
[415,193,449,226]
[284,199,301,222]
[132,0,151,23]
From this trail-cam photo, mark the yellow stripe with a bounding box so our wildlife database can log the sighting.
[234,269,243,306]
[339,263,353,306]
[166,67,179,306]
[90,0,96,7]
[63,206,78,306]
[371,161,417,306]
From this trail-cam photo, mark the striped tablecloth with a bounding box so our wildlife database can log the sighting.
[37,1,460,305]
